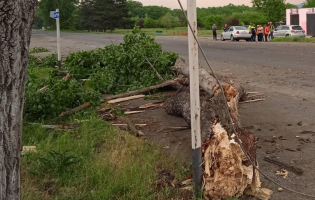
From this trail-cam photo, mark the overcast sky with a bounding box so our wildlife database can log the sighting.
[138,0,303,9]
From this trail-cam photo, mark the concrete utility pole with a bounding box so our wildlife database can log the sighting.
[187,0,202,193]
[56,8,61,68]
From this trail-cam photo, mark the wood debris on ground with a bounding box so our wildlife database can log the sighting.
[38,85,48,92]
[240,99,265,104]
[139,102,164,109]
[276,169,289,179]
[108,95,145,104]
[59,102,91,117]
[263,157,303,175]
[64,73,71,81]
[125,111,145,115]
[124,118,145,137]
[156,126,190,133]
[22,146,37,154]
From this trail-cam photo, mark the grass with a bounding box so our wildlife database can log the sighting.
[60,27,223,37]
[272,36,315,43]
[30,47,49,54]
[22,111,192,200]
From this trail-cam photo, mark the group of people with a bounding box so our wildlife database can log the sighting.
[212,22,276,42]
[248,22,275,42]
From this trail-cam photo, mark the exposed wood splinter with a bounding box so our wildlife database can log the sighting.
[108,95,145,104]
[125,111,145,115]
[240,99,265,104]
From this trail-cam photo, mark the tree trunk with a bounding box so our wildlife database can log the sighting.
[0,1,37,199]
[164,58,273,199]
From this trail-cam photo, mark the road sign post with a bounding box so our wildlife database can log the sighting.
[55,9,61,68]
[50,9,61,68]
[187,0,202,194]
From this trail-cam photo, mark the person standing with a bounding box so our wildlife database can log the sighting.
[212,24,217,40]
[264,24,269,42]
[248,23,252,31]
[223,24,228,32]
[251,24,256,42]
[270,22,275,40]
[258,25,263,42]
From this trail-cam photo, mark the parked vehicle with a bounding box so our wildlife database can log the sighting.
[274,25,305,38]
[221,26,251,41]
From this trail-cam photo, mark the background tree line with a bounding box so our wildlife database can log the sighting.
[34,0,301,31]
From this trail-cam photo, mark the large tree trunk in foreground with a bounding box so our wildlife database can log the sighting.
[164,58,273,200]
[0,1,37,199]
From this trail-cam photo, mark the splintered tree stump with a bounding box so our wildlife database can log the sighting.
[163,57,272,200]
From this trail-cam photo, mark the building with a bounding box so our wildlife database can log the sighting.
[286,8,315,36]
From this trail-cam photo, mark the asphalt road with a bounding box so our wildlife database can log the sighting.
[31,31,315,200]
[33,30,315,71]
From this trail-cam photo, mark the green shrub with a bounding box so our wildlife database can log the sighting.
[144,17,157,28]
[203,15,225,30]
[41,54,58,68]
[24,74,100,120]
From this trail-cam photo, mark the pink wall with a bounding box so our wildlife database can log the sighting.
[286,9,291,26]
[286,8,313,35]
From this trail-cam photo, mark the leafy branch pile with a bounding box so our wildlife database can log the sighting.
[25,27,178,120]
[65,26,178,94]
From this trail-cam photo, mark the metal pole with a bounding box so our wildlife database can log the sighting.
[187,0,202,193]
[56,8,61,68]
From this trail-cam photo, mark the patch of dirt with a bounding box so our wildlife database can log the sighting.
[109,90,193,164]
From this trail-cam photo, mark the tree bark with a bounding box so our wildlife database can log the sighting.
[0,1,38,199]
[164,58,273,199]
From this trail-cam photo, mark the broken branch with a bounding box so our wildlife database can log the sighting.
[144,56,165,81]
[124,118,143,137]
[103,79,177,101]
[59,102,91,117]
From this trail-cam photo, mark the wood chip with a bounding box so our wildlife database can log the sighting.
[22,146,36,154]
[181,179,192,186]
[138,131,145,136]
[125,111,145,115]
[108,95,145,104]
[276,169,288,179]
[139,103,164,109]
[240,99,264,104]
[65,73,71,81]
[38,85,48,92]
[278,187,284,192]
[181,186,193,191]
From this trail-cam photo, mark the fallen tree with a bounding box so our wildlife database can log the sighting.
[164,58,272,200]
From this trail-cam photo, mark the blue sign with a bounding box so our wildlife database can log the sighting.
[54,12,59,19]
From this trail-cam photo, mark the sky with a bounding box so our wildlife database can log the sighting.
[138,0,303,9]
